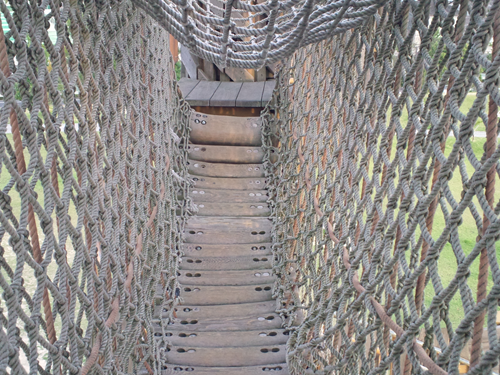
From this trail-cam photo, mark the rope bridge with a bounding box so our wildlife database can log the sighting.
[0,0,500,375]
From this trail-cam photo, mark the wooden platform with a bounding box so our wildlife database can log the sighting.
[178,79,275,107]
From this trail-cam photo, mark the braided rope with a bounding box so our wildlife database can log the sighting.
[0,1,190,374]
[131,0,388,69]
[262,0,500,373]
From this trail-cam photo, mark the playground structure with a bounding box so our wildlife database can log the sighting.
[1,0,500,374]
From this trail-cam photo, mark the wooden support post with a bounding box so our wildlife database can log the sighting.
[169,34,178,63]
[181,44,201,79]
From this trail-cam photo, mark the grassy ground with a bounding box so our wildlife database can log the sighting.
[423,137,499,327]
[385,93,500,327]
[175,60,181,81]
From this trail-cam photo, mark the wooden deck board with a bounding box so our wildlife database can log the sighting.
[262,80,276,105]
[210,81,243,106]
[178,78,200,98]
[186,81,221,106]
[178,79,275,107]
[236,81,265,107]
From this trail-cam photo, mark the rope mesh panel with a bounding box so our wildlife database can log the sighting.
[0,1,190,374]
[132,0,388,69]
[262,0,500,373]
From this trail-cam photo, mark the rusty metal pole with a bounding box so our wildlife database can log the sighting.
[469,7,500,368]
[0,24,57,345]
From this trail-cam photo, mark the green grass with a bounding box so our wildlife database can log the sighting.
[385,91,500,328]
[421,137,499,327]
[175,61,181,81]
[398,93,490,132]
[0,133,81,329]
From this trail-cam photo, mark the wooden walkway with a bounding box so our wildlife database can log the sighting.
[155,111,289,374]
[178,79,275,107]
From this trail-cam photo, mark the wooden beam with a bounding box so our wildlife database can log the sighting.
[255,67,266,82]
[203,61,217,81]
[169,35,178,63]
[181,44,201,79]
[225,67,254,82]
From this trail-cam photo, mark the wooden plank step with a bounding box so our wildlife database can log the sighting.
[178,269,273,286]
[189,113,262,146]
[158,363,288,375]
[153,329,290,348]
[192,176,267,190]
[186,216,271,228]
[188,161,265,178]
[184,229,271,244]
[163,345,286,367]
[180,285,273,305]
[193,202,270,217]
[190,189,269,203]
[170,300,277,319]
[159,313,282,332]
[187,144,264,164]
[183,243,272,257]
[179,256,272,271]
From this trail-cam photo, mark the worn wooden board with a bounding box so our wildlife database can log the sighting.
[262,80,276,105]
[203,61,217,81]
[187,144,264,164]
[190,112,262,146]
[164,345,286,367]
[142,364,288,375]
[178,269,274,285]
[168,301,276,319]
[198,67,210,81]
[236,81,265,107]
[188,161,265,178]
[255,67,267,82]
[210,82,243,106]
[184,229,271,244]
[153,328,289,348]
[192,176,267,190]
[186,216,271,228]
[179,285,273,305]
[190,189,268,203]
[225,67,255,82]
[184,220,272,243]
[186,81,221,106]
[193,202,270,217]
[153,364,289,375]
[160,314,282,333]
[178,78,200,99]
[182,243,272,257]
[179,255,272,270]
[181,46,201,79]
[193,106,263,116]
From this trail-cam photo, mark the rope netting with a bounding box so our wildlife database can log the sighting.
[262,0,500,373]
[0,1,191,373]
[132,0,388,69]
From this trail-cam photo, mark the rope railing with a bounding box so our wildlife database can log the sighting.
[0,1,190,374]
[131,0,389,69]
[262,0,500,373]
